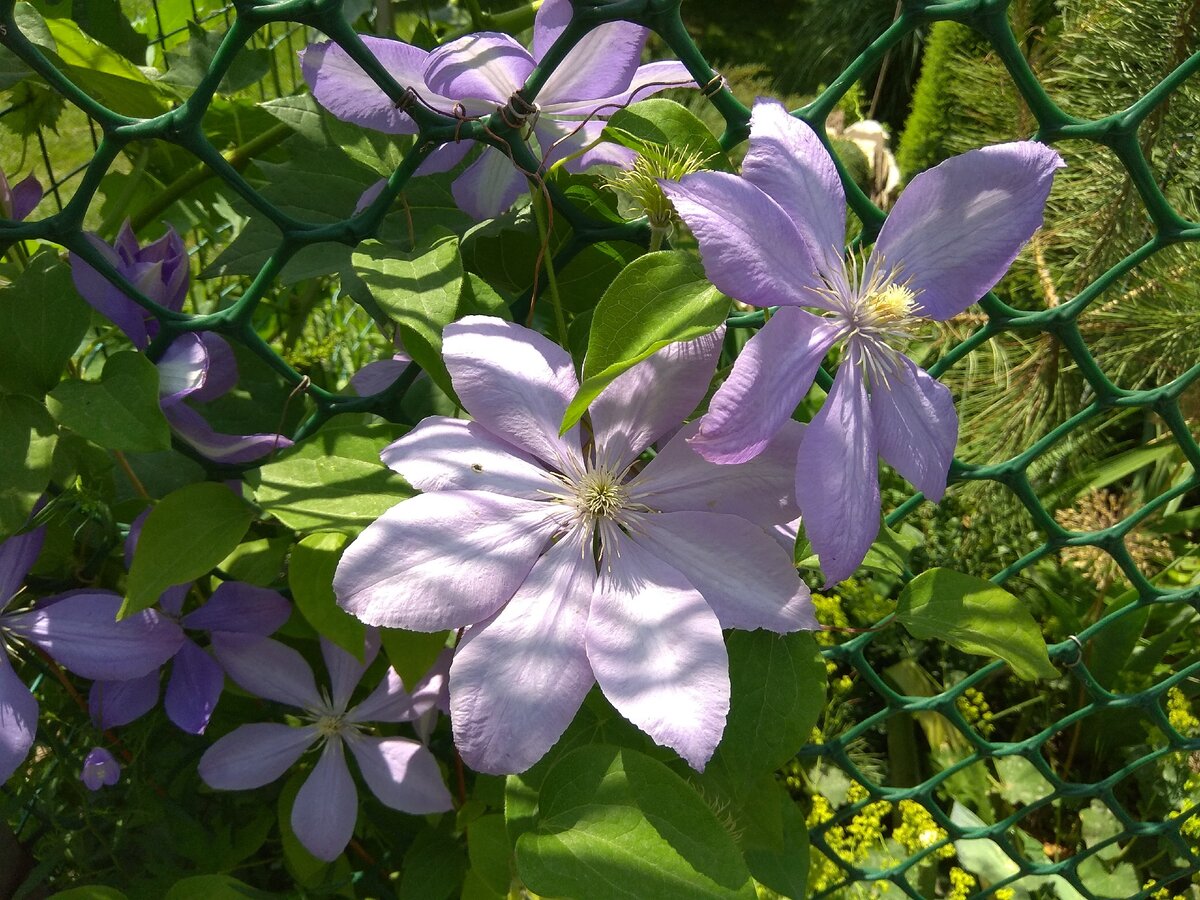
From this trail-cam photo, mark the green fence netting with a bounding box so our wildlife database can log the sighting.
[2,0,1199,897]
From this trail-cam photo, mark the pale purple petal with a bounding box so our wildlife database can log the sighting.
[292,738,358,862]
[158,584,189,618]
[872,141,1064,320]
[210,634,323,710]
[345,733,453,813]
[631,420,803,526]
[0,654,37,783]
[193,333,238,402]
[587,531,729,771]
[423,33,535,112]
[322,634,379,714]
[662,173,830,309]
[411,647,451,717]
[537,14,646,107]
[450,528,595,774]
[138,228,189,311]
[589,328,724,473]
[451,147,527,220]
[795,359,880,586]
[10,174,42,221]
[156,334,209,406]
[89,672,160,729]
[165,639,225,734]
[741,99,847,273]
[869,354,957,500]
[333,490,565,630]
[531,0,573,60]
[443,316,583,472]
[536,118,637,171]
[350,356,410,396]
[380,417,557,499]
[414,140,473,176]
[6,593,183,680]
[80,747,120,790]
[199,722,318,790]
[0,525,44,606]
[181,582,291,636]
[542,60,697,116]
[348,667,416,724]
[690,307,839,464]
[163,403,292,464]
[301,38,433,134]
[70,235,153,348]
[628,510,816,633]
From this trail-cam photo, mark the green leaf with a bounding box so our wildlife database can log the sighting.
[398,825,468,900]
[288,532,365,659]
[380,627,450,690]
[164,875,278,900]
[467,815,513,895]
[156,22,269,96]
[603,99,734,172]
[713,631,826,791]
[260,93,405,174]
[896,568,1058,681]
[43,16,169,117]
[49,889,129,900]
[516,745,757,900]
[247,420,413,534]
[47,351,171,452]
[125,482,254,616]
[0,250,90,396]
[0,393,58,534]
[561,251,729,432]
[741,783,809,899]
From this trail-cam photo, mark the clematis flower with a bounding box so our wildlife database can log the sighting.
[302,0,694,219]
[90,511,291,734]
[80,747,120,791]
[662,100,1063,585]
[0,168,42,222]
[334,317,815,774]
[69,222,293,464]
[198,634,453,862]
[0,525,184,784]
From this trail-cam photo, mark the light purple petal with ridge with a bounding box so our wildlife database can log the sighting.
[869,354,958,501]
[380,417,556,499]
[156,334,209,406]
[0,654,37,783]
[210,633,322,710]
[350,356,409,396]
[334,490,564,630]
[199,722,317,790]
[691,306,838,464]
[165,639,224,734]
[589,328,724,473]
[80,747,120,790]
[182,582,291,636]
[631,420,803,526]
[163,403,292,464]
[450,527,595,774]
[451,147,527,220]
[423,33,535,112]
[795,359,880,587]
[293,739,358,862]
[194,333,238,402]
[89,672,160,729]
[322,634,379,714]
[872,141,1064,320]
[443,317,583,472]
[11,174,42,221]
[301,38,433,134]
[542,60,697,116]
[742,99,846,273]
[662,173,829,309]
[346,733,453,813]
[587,530,728,771]
[349,667,416,724]
[6,593,183,680]
[415,140,473,176]
[0,525,44,606]
[537,14,645,107]
[70,235,153,348]
[628,510,816,633]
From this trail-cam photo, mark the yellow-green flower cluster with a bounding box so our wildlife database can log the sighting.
[893,799,954,859]
[806,785,897,895]
[947,867,976,900]
[1167,687,1200,737]
[956,687,996,738]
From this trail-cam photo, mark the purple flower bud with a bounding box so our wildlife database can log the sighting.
[80,747,121,791]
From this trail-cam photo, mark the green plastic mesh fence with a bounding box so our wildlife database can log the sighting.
[2,1,1199,897]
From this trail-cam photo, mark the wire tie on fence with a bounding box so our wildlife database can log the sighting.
[452,102,468,143]
[701,72,726,98]
[500,92,539,130]
[393,86,417,113]
[1064,634,1085,667]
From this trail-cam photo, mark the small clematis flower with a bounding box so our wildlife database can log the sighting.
[69,223,292,464]
[303,0,694,219]
[662,100,1064,585]
[0,168,42,222]
[199,634,453,862]
[334,317,815,774]
[80,747,121,791]
[0,525,184,784]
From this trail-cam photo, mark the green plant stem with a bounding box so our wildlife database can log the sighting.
[530,186,569,347]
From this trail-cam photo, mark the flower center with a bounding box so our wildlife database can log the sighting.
[856,282,917,334]
[575,469,629,521]
[315,714,345,739]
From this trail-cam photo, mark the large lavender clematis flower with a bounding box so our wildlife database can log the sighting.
[69,223,292,464]
[303,0,694,220]
[0,526,183,783]
[199,634,453,862]
[662,99,1064,585]
[334,317,815,774]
